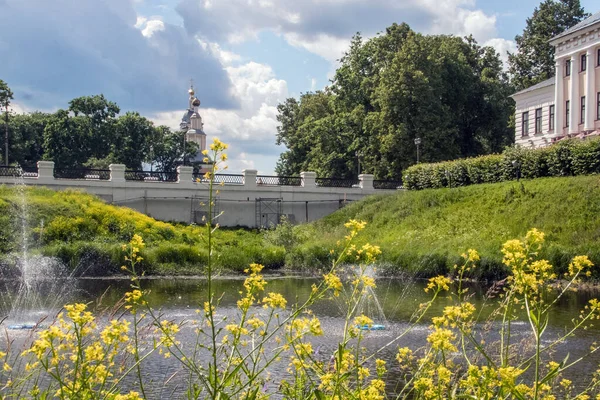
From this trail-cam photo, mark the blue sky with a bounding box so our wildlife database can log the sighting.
[0,0,596,174]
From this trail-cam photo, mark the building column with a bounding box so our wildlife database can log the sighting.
[569,54,580,134]
[555,59,564,134]
[585,48,596,131]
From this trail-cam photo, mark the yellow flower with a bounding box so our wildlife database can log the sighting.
[324,272,343,296]
[262,292,287,309]
[425,275,452,293]
[427,327,457,352]
[354,315,374,328]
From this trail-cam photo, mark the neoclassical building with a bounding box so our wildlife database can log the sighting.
[511,11,600,148]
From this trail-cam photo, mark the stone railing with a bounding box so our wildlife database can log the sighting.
[10,162,401,191]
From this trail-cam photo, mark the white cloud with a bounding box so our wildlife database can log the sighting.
[177,0,506,63]
[150,60,288,174]
[0,0,234,112]
[485,38,517,67]
[140,19,165,37]
[283,33,350,64]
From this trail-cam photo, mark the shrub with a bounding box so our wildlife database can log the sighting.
[403,138,600,190]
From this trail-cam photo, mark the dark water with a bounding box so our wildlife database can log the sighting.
[2,276,600,398]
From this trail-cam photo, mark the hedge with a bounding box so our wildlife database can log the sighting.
[402,138,600,190]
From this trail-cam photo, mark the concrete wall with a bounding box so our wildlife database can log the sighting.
[4,163,399,228]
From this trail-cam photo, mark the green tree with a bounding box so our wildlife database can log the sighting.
[151,127,199,173]
[275,26,514,179]
[0,80,14,165]
[43,110,93,168]
[110,112,156,169]
[9,112,50,168]
[275,91,336,177]
[68,94,120,159]
[508,0,589,90]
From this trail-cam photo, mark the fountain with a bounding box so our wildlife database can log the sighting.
[354,265,387,331]
[0,168,74,330]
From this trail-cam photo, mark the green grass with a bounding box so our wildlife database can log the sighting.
[0,186,285,275]
[4,175,600,279]
[289,175,600,279]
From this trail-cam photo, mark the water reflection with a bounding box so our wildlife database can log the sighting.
[1,276,600,398]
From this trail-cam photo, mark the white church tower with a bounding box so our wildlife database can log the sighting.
[180,83,209,165]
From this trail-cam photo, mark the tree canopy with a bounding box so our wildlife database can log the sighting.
[1,86,191,171]
[507,0,589,91]
[275,24,515,179]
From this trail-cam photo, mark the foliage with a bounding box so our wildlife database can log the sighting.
[0,81,193,171]
[0,185,282,275]
[0,79,13,111]
[275,25,514,180]
[150,126,199,173]
[0,79,14,165]
[402,138,600,190]
[508,0,589,91]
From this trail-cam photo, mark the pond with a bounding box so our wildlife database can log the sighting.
[1,275,600,398]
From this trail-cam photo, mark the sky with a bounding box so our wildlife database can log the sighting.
[0,0,596,174]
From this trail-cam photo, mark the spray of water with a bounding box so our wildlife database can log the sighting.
[0,168,74,328]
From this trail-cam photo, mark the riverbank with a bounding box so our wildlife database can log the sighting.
[0,186,285,275]
[2,175,600,279]
[287,175,600,280]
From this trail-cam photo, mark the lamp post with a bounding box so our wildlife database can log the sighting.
[4,104,8,166]
[511,160,521,181]
[414,137,422,164]
[355,151,361,176]
[182,131,186,166]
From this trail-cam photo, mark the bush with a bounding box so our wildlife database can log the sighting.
[403,138,600,190]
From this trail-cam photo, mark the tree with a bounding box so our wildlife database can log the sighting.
[275,26,515,179]
[110,112,156,169]
[151,127,199,173]
[9,112,50,168]
[508,0,589,91]
[43,110,94,168]
[0,79,14,165]
[69,95,120,159]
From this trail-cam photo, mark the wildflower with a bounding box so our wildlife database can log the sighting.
[101,320,130,345]
[323,272,343,296]
[569,255,593,277]
[425,275,452,293]
[427,327,457,352]
[262,292,287,309]
[354,315,373,328]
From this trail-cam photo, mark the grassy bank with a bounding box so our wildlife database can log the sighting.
[0,186,284,275]
[287,175,600,280]
[3,175,600,279]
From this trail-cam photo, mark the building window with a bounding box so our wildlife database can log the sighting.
[566,59,571,76]
[549,105,555,130]
[566,100,570,127]
[598,48,600,66]
[535,108,542,133]
[597,92,600,120]
[581,96,586,124]
[522,111,529,136]
[581,54,587,71]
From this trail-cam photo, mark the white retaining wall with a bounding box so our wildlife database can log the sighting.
[1,163,400,227]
